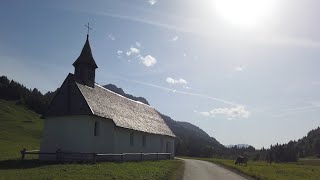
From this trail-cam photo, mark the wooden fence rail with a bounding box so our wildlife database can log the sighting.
[20,148,171,163]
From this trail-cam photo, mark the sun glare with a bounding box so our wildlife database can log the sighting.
[214,0,275,28]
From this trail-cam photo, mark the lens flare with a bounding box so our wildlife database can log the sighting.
[214,0,276,28]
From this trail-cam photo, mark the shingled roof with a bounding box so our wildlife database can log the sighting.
[76,82,175,137]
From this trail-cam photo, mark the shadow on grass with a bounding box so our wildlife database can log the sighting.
[0,159,97,170]
[0,159,60,169]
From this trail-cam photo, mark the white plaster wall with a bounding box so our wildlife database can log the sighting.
[165,137,175,158]
[40,115,175,160]
[40,115,114,160]
[113,128,175,157]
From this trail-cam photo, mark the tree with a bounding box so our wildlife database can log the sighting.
[0,75,57,115]
[313,138,320,157]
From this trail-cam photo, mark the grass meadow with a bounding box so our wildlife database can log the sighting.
[0,159,182,180]
[0,100,43,161]
[0,100,183,179]
[194,157,320,180]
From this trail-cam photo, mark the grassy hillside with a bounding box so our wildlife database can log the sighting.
[0,100,43,160]
[0,100,183,179]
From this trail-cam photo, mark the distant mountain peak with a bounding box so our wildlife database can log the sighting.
[103,84,150,105]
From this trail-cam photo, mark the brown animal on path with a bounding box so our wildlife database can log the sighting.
[235,156,248,166]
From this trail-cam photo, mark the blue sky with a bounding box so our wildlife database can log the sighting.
[1,0,320,148]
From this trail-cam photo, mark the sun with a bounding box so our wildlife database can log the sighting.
[214,0,275,28]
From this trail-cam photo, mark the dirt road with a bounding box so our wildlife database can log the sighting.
[181,158,248,180]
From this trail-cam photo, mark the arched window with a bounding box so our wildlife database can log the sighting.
[160,137,163,149]
[142,135,146,147]
[166,141,170,153]
[94,121,99,136]
[130,132,134,146]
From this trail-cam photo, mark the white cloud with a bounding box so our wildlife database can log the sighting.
[148,0,157,6]
[130,47,140,53]
[166,77,176,84]
[117,50,123,55]
[135,41,141,47]
[108,34,115,41]
[200,111,211,117]
[194,110,209,117]
[141,55,157,67]
[117,50,123,58]
[211,106,250,119]
[196,105,250,120]
[166,77,188,85]
[126,47,140,56]
[123,44,157,67]
[234,66,246,72]
[169,36,179,42]
[116,50,124,59]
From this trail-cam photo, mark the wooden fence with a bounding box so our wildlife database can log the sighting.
[20,149,171,163]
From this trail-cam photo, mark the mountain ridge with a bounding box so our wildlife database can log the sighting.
[103,84,150,105]
[226,144,251,148]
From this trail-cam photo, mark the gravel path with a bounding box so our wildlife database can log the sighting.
[180,158,248,180]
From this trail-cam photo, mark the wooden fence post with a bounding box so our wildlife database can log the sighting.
[56,149,61,161]
[20,148,26,160]
[92,153,96,164]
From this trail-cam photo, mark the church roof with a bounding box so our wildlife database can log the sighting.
[73,35,98,69]
[75,81,175,137]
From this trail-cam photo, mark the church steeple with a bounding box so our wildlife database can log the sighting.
[73,35,98,87]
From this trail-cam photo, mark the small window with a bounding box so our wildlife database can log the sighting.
[166,141,170,153]
[130,132,134,146]
[142,135,146,147]
[160,137,163,149]
[94,121,99,136]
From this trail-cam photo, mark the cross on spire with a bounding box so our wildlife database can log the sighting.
[85,23,92,36]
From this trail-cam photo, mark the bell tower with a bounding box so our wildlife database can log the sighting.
[73,24,98,87]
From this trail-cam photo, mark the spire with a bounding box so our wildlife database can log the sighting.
[73,33,98,88]
[72,35,98,69]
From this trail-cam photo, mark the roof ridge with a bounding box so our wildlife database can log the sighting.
[94,83,154,108]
